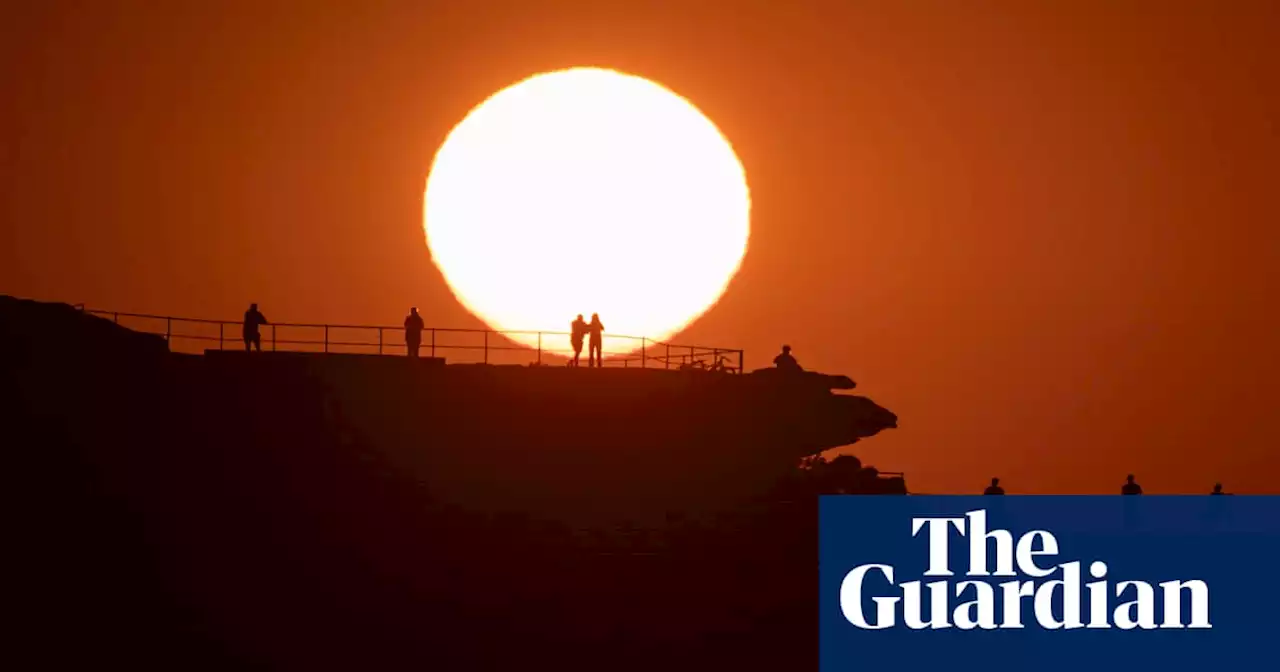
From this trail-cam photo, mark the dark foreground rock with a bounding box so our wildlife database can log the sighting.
[2,295,903,670]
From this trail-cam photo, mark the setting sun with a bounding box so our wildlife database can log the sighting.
[423,67,750,357]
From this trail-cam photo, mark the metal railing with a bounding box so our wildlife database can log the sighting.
[79,307,745,372]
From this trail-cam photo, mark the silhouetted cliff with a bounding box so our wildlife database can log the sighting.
[2,295,903,670]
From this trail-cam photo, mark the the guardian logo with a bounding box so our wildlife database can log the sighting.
[840,509,1212,630]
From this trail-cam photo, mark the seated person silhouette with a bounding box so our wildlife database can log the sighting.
[569,314,587,367]
[404,307,425,357]
[1121,474,1143,495]
[983,477,1005,495]
[773,345,801,372]
[242,303,268,352]
[1210,483,1229,495]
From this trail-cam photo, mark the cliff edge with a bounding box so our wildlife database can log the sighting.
[2,295,902,670]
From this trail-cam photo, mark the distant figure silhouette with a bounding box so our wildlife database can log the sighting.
[587,313,605,368]
[404,308,425,358]
[983,477,1005,495]
[1211,482,1228,495]
[569,315,587,367]
[773,345,801,372]
[242,303,268,352]
[1121,474,1143,495]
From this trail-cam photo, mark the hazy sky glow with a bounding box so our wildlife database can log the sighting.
[2,2,1276,494]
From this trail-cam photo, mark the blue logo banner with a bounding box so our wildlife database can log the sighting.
[819,496,1280,671]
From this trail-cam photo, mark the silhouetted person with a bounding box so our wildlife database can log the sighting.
[587,313,604,368]
[404,307,425,358]
[1211,482,1226,495]
[243,303,268,352]
[1121,473,1143,495]
[773,345,801,372]
[984,477,1005,495]
[569,314,587,367]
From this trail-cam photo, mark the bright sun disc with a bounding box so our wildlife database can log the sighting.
[424,67,750,358]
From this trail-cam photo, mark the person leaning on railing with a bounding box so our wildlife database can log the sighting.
[570,315,587,367]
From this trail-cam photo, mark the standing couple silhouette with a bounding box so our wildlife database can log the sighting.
[569,313,605,367]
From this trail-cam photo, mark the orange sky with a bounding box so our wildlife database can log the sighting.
[2,1,1276,495]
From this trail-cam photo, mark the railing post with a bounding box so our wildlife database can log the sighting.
[641,337,646,368]
[113,312,119,324]
[690,345,695,366]
[484,331,489,364]
[219,323,224,350]
[738,350,744,374]
[324,325,329,353]
[378,327,383,355]
[165,317,171,342]
[537,332,542,365]
[431,329,436,357]
[665,343,670,370]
